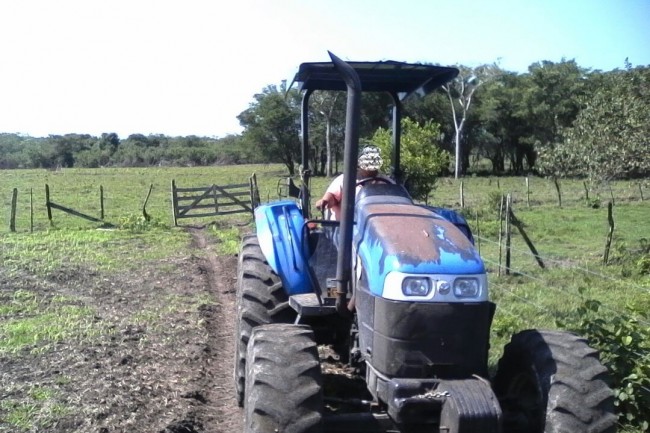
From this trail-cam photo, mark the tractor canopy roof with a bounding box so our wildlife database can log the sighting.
[292,60,458,99]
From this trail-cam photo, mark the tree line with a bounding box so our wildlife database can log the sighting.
[1,59,648,184]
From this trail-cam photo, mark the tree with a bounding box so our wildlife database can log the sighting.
[372,117,450,201]
[310,90,345,176]
[475,71,535,174]
[442,65,498,178]
[99,132,120,152]
[538,65,650,182]
[522,59,588,159]
[237,83,301,175]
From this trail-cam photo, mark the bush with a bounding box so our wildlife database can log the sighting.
[118,214,168,232]
[557,294,650,430]
[372,118,450,201]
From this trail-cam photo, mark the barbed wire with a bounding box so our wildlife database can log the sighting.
[475,233,650,294]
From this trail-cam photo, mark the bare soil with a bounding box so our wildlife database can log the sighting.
[0,228,242,433]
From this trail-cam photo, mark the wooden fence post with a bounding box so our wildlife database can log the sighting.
[45,184,53,225]
[212,184,219,215]
[460,181,465,208]
[505,194,512,275]
[10,188,18,232]
[639,183,644,201]
[30,188,34,233]
[475,210,481,255]
[171,180,178,227]
[498,194,505,276]
[510,209,545,269]
[142,184,153,221]
[603,201,615,265]
[553,177,562,208]
[100,185,105,220]
[583,181,590,205]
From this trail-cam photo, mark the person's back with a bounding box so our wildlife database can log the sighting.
[315,145,394,221]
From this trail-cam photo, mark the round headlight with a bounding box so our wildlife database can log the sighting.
[402,277,431,297]
[437,280,451,295]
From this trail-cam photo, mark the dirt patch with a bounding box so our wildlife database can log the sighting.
[0,228,242,433]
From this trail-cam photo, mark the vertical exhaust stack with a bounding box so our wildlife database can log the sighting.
[328,51,361,316]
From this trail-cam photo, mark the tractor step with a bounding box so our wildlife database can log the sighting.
[289,293,338,316]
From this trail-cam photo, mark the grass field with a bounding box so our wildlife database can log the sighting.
[1,165,649,432]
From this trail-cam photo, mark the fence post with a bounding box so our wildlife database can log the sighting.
[45,184,53,225]
[142,184,153,221]
[603,201,615,265]
[505,194,512,275]
[100,185,105,220]
[30,188,34,233]
[459,181,465,208]
[10,188,18,232]
[583,181,590,205]
[171,180,178,227]
[639,182,645,201]
[475,210,481,255]
[498,194,505,276]
[213,184,219,215]
[553,177,562,208]
[510,209,545,269]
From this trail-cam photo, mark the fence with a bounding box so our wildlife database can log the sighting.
[435,177,647,209]
[5,174,261,232]
[170,175,260,226]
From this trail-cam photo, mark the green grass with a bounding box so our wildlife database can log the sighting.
[0,302,102,354]
[1,226,190,276]
[0,386,69,431]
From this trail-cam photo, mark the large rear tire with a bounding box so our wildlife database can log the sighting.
[493,329,617,433]
[245,324,323,433]
[234,235,297,406]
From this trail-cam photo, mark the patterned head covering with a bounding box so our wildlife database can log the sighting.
[357,145,383,171]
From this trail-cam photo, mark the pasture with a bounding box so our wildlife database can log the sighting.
[1,165,649,432]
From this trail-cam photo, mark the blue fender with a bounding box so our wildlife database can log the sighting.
[254,201,312,295]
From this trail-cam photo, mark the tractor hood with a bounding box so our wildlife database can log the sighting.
[354,202,485,297]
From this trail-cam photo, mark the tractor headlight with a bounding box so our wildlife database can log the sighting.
[453,277,480,298]
[402,277,432,297]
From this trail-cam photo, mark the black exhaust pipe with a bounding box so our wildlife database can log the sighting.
[329,51,361,316]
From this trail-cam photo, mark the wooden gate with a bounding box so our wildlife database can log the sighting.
[171,175,260,226]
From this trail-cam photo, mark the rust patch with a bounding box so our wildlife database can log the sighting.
[363,204,476,265]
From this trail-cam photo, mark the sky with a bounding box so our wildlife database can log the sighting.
[1,0,649,139]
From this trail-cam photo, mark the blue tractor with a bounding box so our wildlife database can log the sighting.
[234,53,616,433]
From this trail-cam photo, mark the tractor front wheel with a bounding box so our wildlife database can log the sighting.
[493,329,617,433]
[245,324,323,433]
[234,234,296,406]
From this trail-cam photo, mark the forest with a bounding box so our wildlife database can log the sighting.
[1,59,648,184]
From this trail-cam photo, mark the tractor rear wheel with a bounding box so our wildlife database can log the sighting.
[234,234,297,406]
[493,329,616,433]
[245,324,323,433]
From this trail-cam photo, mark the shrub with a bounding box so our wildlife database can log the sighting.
[118,214,167,232]
[557,294,650,430]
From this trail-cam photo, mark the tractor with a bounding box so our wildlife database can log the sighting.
[233,52,617,433]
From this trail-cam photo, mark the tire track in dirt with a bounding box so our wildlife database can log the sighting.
[188,228,242,433]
